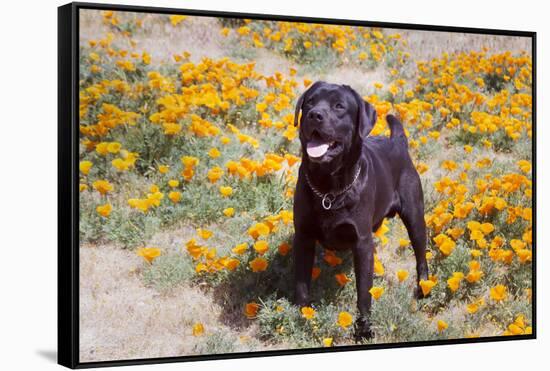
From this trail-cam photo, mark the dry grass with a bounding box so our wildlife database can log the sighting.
[79,11,227,63]
[80,243,197,361]
[79,243,267,362]
[399,29,531,61]
[79,10,531,89]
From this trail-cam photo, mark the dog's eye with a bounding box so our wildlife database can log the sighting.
[335,103,345,110]
[305,99,314,107]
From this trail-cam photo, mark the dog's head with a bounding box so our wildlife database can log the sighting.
[294,81,377,170]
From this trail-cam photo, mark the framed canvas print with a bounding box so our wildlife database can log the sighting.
[58,2,536,368]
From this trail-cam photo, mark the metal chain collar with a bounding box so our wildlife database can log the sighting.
[305,164,362,210]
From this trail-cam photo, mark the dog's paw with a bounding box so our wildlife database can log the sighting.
[354,316,374,342]
[293,294,311,308]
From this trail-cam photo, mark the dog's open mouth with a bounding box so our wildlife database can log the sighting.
[306,134,338,159]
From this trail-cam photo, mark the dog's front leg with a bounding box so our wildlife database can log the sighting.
[293,231,316,307]
[353,234,375,341]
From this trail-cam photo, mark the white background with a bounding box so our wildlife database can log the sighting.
[0,0,545,369]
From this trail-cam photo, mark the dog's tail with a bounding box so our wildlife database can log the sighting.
[387,114,408,146]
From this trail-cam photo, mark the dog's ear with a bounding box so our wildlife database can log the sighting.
[294,81,324,126]
[358,99,377,138]
[345,86,377,139]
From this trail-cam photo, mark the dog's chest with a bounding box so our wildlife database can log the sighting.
[315,209,359,251]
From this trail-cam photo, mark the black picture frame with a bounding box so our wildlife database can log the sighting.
[58,2,537,368]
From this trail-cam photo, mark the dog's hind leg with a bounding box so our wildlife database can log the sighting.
[397,170,429,299]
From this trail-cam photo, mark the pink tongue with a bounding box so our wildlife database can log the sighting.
[307,142,329,158]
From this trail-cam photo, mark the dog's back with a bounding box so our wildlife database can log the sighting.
[364,114,414,172]
[361,114,418,228]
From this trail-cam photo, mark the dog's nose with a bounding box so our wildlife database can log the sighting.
[307,109,324,123]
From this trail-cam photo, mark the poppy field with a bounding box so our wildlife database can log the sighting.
[78,10,533,361]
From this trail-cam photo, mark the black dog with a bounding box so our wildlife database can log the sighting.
[292,81,429,340]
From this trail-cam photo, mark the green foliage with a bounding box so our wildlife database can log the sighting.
[257,298,353,347]
[142,253,195,291]
[192,330,238,354]
[370,284,434,343]
[104,209,161,249]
